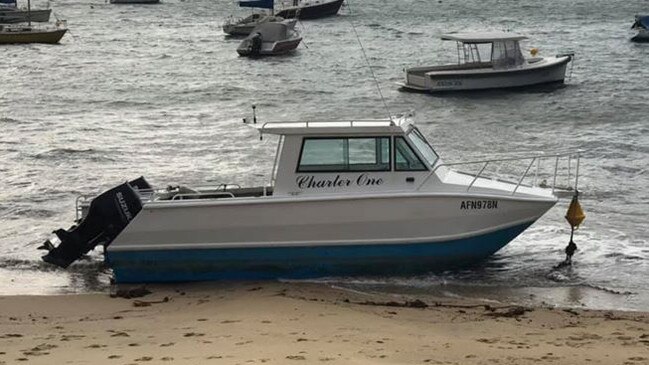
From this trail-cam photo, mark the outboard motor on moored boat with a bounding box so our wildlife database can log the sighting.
[40,177,150,268]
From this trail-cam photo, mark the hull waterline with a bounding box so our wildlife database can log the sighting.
[107,221,534,283]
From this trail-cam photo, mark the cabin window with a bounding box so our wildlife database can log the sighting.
[298,137,391,172]
[394,137,427,171]
[491,40,524,68]
[407,128,439,167]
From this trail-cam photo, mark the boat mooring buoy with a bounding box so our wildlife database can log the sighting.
[563,190,586,265]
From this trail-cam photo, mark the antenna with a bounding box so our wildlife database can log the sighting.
[345,0,392,121]
[242,104,257,124]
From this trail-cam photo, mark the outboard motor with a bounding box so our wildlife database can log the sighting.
[41,177,151,268]
[250,32,262,56]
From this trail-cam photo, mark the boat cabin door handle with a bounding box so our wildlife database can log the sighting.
[406,177,415,183]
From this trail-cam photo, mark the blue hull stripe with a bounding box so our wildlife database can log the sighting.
[106,222,533,283]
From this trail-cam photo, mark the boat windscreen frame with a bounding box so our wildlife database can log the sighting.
[491,40,525,68]
[406,127,439,168]
[455,41,492,65]
[295,136,392,173]
[270,134,284,187]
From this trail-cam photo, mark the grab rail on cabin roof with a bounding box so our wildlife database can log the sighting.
[416,150,585,196]
[256,118,404,133]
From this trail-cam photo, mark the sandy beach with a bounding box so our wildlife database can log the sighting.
[0,282,647,365]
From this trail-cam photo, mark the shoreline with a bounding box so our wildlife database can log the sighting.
[1,282,648,364]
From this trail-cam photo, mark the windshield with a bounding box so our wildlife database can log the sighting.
[407,128,439,167]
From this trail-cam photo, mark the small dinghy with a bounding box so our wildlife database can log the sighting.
[236,21,301,56]
[399,32,573,92]
[39,113,583,283]
[631,15,649,42]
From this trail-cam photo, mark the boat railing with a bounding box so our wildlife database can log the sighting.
[416,150,585,196]
[74,185,241,220]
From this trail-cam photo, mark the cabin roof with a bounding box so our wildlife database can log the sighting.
[441,32,527,43]
[254,115,414,136]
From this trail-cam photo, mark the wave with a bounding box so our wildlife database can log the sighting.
[32,148,115,162]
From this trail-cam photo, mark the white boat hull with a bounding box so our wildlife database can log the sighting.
[237,37,302,56]
[401,56,571,92]
[106,192,555,282]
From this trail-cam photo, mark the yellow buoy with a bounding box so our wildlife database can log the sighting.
[530,47,539,56]
[565,193,585,228]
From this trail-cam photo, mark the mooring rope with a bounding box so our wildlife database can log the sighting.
[344,0,392,120]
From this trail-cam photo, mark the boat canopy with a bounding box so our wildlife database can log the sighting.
[239,0,274,9]
[0,0,16,5]
[441,32,527,43]
[633,15,649,29]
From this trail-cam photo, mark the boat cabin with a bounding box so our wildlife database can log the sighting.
[440,32,528,70]
[255,115,443,196]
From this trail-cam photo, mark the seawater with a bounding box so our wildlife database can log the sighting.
[1,0,647,310]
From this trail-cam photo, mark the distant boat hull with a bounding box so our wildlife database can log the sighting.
[110,0,160,4]
[275,0,343,20]
[223,16,290,37]
[0,27,66,44]
[0,9,51,23]
[400,56,572,92]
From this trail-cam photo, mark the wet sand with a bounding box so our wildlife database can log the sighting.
[0,282,648,364]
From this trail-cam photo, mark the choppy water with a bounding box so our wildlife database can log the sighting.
[1,0,648,310]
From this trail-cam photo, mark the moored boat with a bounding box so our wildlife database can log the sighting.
[275,0,343,20]
[399,32,573,93]
[224,13,289,36]
[224,0,289,36]
[0,0,66,44]
[0,8,50,23]
[236,20,301,56]
[0,23,66,43]
[40,113,583,283]
[631,15,649,42]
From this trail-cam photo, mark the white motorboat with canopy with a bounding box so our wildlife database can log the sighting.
[40,113,583,283]
[237,20,301,56]
[399,32,573,92]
